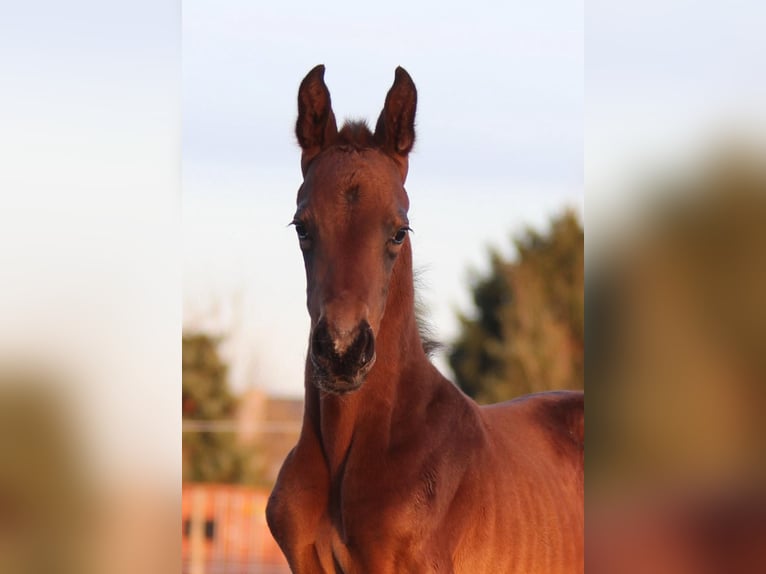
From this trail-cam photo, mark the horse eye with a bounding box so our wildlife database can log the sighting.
[391,227,409,245]
[294,223,309,240]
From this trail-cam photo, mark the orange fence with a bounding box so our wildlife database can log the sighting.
[182,483,289,573]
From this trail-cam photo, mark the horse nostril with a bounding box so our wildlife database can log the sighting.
[311,319,333,363]
[359,323,375,367]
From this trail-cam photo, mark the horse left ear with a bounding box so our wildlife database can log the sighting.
[374,67,417,179]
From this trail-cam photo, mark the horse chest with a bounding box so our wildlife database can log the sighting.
[331,477,458,571]
[310,515,376,574]
[310,470,424,572]
[316,523,431,574]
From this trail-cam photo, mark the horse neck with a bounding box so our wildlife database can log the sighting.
[305,241,428,474]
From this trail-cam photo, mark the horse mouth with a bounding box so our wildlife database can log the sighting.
[311,354,376,395]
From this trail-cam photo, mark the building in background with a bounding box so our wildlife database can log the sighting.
[182,483,289,574]
[182,388,301,573]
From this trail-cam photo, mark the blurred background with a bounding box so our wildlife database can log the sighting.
[3,0,765,573]
[586,1,766,572]
[2,1,180,573]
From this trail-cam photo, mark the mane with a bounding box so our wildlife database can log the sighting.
[337,120,376,149]
[413,268,444,358]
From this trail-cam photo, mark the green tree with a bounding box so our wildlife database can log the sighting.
[182,332,246,483]
[450,210,584,403]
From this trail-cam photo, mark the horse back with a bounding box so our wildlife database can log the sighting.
[482,390,584,463]
[530,390,584,460]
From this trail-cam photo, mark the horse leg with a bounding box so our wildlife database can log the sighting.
[267,438,332,573]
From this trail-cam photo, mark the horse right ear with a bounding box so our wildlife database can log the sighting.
[296,64,338,175]
[374,67,417,180]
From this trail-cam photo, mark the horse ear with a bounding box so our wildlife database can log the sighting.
[374,67,417,175]
[296,64,338,174]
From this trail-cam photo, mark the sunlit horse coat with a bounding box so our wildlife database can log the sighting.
[266,65,584,574]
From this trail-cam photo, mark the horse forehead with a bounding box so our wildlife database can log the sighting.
[305,149,404,205]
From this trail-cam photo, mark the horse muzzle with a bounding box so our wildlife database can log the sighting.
[310,318,376,394]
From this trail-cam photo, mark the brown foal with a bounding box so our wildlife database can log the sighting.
[266,65,584,574]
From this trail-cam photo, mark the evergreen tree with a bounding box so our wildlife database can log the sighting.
[450,210,584,403]
[182,332,245,483]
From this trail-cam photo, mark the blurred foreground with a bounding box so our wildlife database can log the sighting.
[587,147,766,572]
[0,372,178,574]
[0,368,293,574]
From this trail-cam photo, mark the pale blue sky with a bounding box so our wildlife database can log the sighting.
[183,0,584,397]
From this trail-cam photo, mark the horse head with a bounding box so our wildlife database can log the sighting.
[291,65,417,394]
